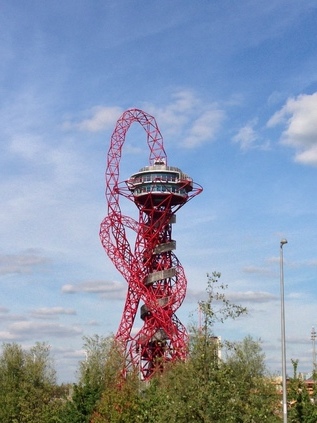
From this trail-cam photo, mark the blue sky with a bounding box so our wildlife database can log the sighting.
[1,0,317,382]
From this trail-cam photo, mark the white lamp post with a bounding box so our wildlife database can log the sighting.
[280,238,288,423]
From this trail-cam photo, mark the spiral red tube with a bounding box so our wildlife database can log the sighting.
[100,109,202,379]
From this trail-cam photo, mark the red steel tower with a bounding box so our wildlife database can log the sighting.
[100,109,202,379]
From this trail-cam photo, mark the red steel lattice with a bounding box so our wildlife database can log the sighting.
[100,109,202,379]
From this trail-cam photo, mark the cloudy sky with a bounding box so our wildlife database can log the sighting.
[1,0,317,382]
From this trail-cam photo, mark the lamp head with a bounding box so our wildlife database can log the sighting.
[280,239,288,247]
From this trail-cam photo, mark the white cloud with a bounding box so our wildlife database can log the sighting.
[70,90,226,150]
[233,120,258,150]
[30,307,77,318]
[0,331,18,341]
[8,321,83,340]
[306,259,317,267]
[64,106,123,132]
[294,145,317,166]
[186,288,277,304]
[9,133,45,161]
[227,291,278,303]
[0,250,50,275]
[183,109,225,148]
[0,313,27,323]
[288,292,306,300]
[232,118,271,151]
[268,92,317,165]
[170,90,200,112]
[62,280,126,299]
[242,265,274,276]
[62,90,225,150]
[144,93,192,137]
[144,90,225,148]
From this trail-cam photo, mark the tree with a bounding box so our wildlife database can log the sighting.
[224,336,279,422]
[78,335,114,388]
[91,370,141,423]
[0,342,61,423]
[0,343,25,422]
[225,335,266,379]
[60,334,119,423]
[92,272,281,423]
[198,272,247,332]
[287,359,317,423]
[189,271,247,382]
[70,272,288,422]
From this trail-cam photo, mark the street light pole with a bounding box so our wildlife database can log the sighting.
[280,238,288,423]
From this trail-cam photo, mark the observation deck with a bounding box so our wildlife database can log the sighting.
[127,160,193,207]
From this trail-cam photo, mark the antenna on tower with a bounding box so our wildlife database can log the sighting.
[311,326,316,370]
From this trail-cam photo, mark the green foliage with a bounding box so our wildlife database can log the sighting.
[149,334,278,422]
[79,335,114,388]
[2,273,317,422]
[195,271,247,335]
[225,335,267,379]
[91,370,141,423]
[287,359,317,423]
[58,334,122,423]
[223,336,279,422]
[58,384,99,423]
[111,334,279,423]
[0,342,63,423]
[92,272,280,423]
[0,343,24,422]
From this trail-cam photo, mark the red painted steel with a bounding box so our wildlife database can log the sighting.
[100,109,202,379]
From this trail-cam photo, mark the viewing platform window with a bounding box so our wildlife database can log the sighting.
[130,172,179,184]
[134,184,188,196]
